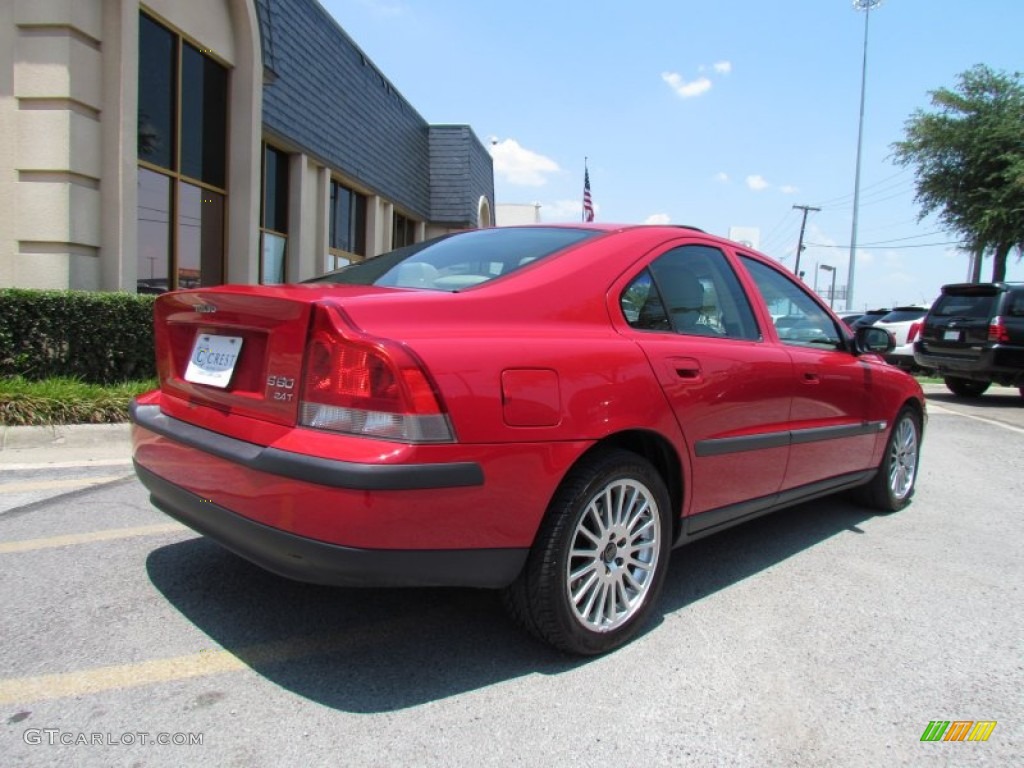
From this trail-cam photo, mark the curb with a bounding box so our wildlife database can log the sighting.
[0,422,132,466]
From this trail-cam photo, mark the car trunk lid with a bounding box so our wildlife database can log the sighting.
[154,286,322,426]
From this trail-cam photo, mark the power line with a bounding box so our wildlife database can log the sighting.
[761,208,799,248]
[810,167,911,208]
[807,239,962,249]
[856,230,944,244]
[761,217,800,255]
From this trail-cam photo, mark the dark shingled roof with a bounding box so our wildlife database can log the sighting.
[254,0,493,226]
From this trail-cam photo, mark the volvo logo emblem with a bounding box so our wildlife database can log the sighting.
[194,304,218,314]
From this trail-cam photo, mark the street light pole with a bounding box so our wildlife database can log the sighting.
[820,264,837,308]
[846,0,883,311]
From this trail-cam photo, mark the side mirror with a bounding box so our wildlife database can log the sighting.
[854,326,894,355]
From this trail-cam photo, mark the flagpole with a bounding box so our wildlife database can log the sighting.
[582,157,594,223]
[583,157,588,222]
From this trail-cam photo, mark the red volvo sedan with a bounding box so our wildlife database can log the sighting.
[131,224,925,654]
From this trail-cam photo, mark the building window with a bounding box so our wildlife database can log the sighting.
[393,211,416,249]
[136,12,227,293]
[260,144,289,284]
[328,180,367,270]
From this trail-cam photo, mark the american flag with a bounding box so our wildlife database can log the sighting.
[582,167,594,222]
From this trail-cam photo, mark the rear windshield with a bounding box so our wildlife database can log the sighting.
[309,227,599,291]
[931,294,994,318]
[878,308,927,323]
[851,311,888,327]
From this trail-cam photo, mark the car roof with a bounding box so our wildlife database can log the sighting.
[506,222,805,263]
[522,223,706,234]
[940,281,1024,293]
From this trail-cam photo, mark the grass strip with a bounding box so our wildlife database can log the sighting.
[0,376,156,426]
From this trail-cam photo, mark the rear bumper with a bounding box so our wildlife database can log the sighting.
[914,342,1024,385]
[883,343,916,369]
[136,462,527,588]
[131,402,483,490]
[130,402,590,585]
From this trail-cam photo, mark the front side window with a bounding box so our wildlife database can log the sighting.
[742,257,842,348]
[136,12,227,293]
[622,244,760,341]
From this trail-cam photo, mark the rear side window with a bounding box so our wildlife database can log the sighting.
[1005,291,1024,317]
[931,294,994,319]
[309,227,599,291]
[621,244,760,340]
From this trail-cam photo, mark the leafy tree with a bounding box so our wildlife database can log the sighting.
[892,65,1024,282]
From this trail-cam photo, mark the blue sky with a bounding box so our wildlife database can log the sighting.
[319,0,1024,310]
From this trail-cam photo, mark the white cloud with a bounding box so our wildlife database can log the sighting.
[644,213,671,225]
[779,185,798,194]
[661,72,712,99]
[746,175,770,191]
[489,139,560,186]
[540,199,590,222]
[713,60,732,74]
[714,172,730,184]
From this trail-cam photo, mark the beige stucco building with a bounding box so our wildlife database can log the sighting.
[0,0,494,293]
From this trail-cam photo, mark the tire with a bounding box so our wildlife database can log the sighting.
[502,448,672,655]
[944,376,990,398]
[857,407,921,513]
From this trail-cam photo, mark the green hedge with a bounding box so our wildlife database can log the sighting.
[0,289,156,384]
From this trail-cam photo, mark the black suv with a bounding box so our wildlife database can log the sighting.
[914,282,1024,398]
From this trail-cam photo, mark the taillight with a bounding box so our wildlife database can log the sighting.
[299,304,453,442]
[988,316,1010,343]
[906,321,922,344]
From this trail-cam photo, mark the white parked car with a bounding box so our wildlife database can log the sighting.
[873,306,931,371]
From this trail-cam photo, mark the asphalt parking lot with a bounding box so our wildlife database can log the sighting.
[0,386,1021,766]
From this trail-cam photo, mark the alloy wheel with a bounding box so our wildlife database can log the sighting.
[888,415,919,501]
[565,478,662,632]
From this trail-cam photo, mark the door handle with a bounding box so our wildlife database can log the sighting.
[665,357,702,380]
[675,364,701,379]
[803,372,820,383]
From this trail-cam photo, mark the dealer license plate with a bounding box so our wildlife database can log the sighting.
[943,330,961,341]
[184,334,243,388]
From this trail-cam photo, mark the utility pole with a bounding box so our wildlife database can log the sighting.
[792,204,820,280]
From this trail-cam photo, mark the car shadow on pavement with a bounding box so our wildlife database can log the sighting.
[146,494,876,713]
[925,391,1023,409]
[659,496,875,616]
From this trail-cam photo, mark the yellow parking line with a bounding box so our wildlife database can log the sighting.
[0,630,389,705]
[0,650,247,705]
[0,523,187,554]
[0,475,129,494]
